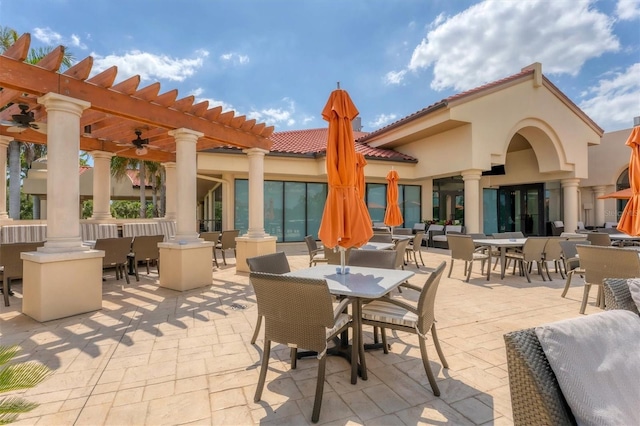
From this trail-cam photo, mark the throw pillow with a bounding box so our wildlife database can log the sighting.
[535,310,640,426]
[628,278,640,311]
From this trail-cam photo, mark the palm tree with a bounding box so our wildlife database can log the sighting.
[111,157,163,219]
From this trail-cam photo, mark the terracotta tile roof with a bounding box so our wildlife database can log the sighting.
[206,128,417,162]
[79,166,91,175]
[126,169,151,187]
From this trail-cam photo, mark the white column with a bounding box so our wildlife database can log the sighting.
[592,185,606,228]
[38,93,90,252]
[462,169,482,233]
[90,151,114,220]
[0,136,12,220]
[162,162,177,220]
[221,173,233,230]
[561,178,580,234]
[168,129,202,241]
[243,148,269,238]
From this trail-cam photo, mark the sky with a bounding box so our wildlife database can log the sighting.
[1,0,639,134]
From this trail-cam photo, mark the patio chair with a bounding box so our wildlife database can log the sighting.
[361,261,448,396]
[586,232,612,246]
[246,252,291,345]
[324,247,351,265]
[393,238,411,270]
[127,234,164,282]
[215,229,239,266]
[405,231,426,266]
[1,241,44,307]
[542,237,566,280]
[94,237,133,284]
[200,231,221,267]
[550,220,564,236]
[558,239,590,298]
[504,237,549,283]
[446,234,489,282]
[348,249,396,269]
[369,233,393,243]
[304,235,328,267]
[575,245,640,314]
[249,272,352,423]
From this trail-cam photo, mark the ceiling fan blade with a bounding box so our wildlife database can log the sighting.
[31,122,47,134]
[7,126,27,133]
[0,120,16,127]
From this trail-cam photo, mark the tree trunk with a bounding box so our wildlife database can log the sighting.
[151,170,158,217]
[139,163,146,218]
[8,141,21,219]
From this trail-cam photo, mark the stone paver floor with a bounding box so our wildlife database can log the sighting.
[0,243,596,425]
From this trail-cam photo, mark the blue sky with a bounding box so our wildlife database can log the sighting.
[1,0,638,133]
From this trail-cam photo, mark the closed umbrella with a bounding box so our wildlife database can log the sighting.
[318,89,373,272]
[618,126,640,235]
[383,169,403,234]
[355,152,367,200]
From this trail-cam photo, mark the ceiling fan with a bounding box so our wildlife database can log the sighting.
[116,130,160,156]
[0,104,47,134]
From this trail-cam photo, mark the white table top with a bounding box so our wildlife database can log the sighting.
[286,265,414,298]
[360,242,395,251]
[473,238,527,247]
[608,233,640,240]
[391,235,413,242]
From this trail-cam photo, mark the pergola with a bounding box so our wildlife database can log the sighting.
[0,33,277,322]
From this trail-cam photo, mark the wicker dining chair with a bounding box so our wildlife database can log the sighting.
[246,252,291,345]
[94,237,133,284]
[304,235,328,267]
[575,245,640,314]
[369,233,393,243]
[200,231,221,267]
[586,232,612,246]
[361,261,448,396]
[1,241,44,307]
[542,237,566,280]
[446,234,490,282]
[127,234,164,282]
[348,249,396,269]
[215,229,239,266]
[249,272,352,423]
[558,239,591,298]
[504,237,549,283]
[405,231,426,267]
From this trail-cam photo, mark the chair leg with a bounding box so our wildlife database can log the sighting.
[580,283,591,314]
[250,315,262,345]
[418,249,425,266]
[465,262,472,283]
[290,348,298,369]
[311,356,327,423]
[381,328,389,354]
[3,276,10,307]
[222,250,227,266]
[373,326,379,344]
[213,249,219,268]
[561,271,573,298]
[122,264,130,285]
[134,262,140,282]
[254,340,271,402]
[522,261,531,283]
[418,337,440,396]
[447,259,454,278]
[431,324,448,369]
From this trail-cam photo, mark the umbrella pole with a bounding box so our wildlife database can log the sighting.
[340,247,346,274]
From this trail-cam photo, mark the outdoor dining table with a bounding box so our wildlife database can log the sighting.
[285,264,414,384]
[472,238,527,279]
[360,241,395,251]
[608,233,640,246]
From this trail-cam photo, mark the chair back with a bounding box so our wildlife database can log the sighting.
[348,249,396,269]
[200,231,221,243]
[559,239,591,261]
[0,242,44,278]
[393,228,413,236]
[492,232,508,239]
[416,261,447,335]
[586,232,611,246]
[94,237,132,267]
[542,237,564,263]
[411,231,425,247]
[466,233,487,239]
[131,235,164,260]
[220,230,239,249]
[249,272,335,353]
[576,245,640,286]
[325,247,351,265]
[393,238,411,269]
[369,234,393,243]
[412,223,426,232]
[246,252,290,274]
[305,235,319,254]
[447,234,476,262]
[521,237,548,261]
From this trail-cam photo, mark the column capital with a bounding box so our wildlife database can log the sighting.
[161,161,176,169]
[168,128,204,141]
[243,147,269,157]
[592,185,607,195]
[38,93,90,114]
[461,169,483,181]
[90,150,114,160]
[561,178,580,188]
[0,136,14,147]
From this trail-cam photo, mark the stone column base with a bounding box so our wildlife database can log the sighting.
[22,250,104,322]
[158,241,215,291]
[235,236,277,273]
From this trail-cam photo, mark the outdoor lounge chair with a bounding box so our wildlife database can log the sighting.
[249,272,352,423]
[94,237,133,284]
[1,241,44,306]
[246,251,291,345]
[446,234,489,282]
[361,261,448,396]
[127,234,164,282]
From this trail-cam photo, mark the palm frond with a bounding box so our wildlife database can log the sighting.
[0,363,52,393]
[0,396,39,424]
[0,347,19,367]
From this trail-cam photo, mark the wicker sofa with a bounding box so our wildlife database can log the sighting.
[504,278,638,425]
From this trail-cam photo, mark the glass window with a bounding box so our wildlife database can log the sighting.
[400,185,421,227]
[234,179,248,235]
[367,183,386,223]
[433,192,440,221]
[307,183,326,239]
[265,181,284,241]
[284,182,305,242]
[617,168,630,219]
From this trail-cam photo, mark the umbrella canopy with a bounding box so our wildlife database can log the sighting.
[597,187,632,200]
[617,127,640,235]
[383,169,404,227]
[355,152,367,200]
[318,89,373,249]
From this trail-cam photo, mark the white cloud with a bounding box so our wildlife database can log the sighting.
[616,0,640,20]
[369,113,398,129]
[406,0,619,91]
[91,50,209,82]
[246,98,299,128]
[220,52,250,65]
[70,34,87,50]
[385,70,407,85]
[191,88,235,112]
[580,63,640,131]
[33,27,63,44]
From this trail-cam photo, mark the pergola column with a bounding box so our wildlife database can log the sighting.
[0,136,12,220]
[21,93,103,322]
[592,185,606,228]
[90,151,114,220]
[462,169,482,233]
[162,162,177,220]
[561,178,580,233]
[158,129,214,292]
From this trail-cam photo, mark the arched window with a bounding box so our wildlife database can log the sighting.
[616,168,630,219]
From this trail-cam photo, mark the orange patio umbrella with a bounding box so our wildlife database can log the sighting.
[617,126,640,235]
[318,89,373,263]
[597,187,632,200]
[355,152,367,200]
[383,169,403,230]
